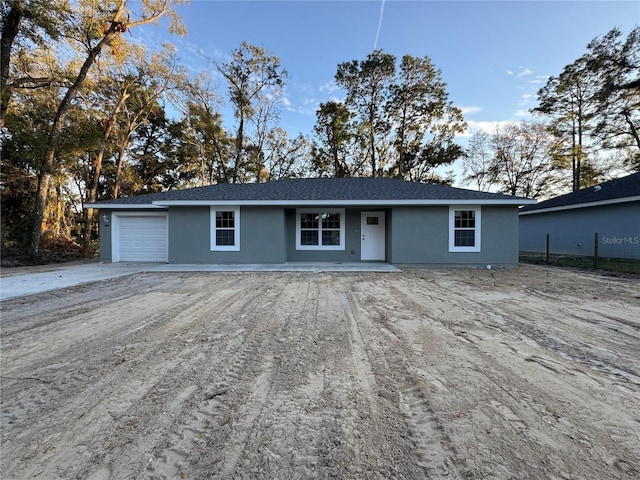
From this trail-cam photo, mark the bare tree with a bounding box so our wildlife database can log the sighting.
[263,128,310,180]
[462,131,495,191]
[490,122,560,198]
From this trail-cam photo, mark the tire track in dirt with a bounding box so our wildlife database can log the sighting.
[344,287,463,479]
[2,274,274,479]
[401,270,640,389]
[211,277,328,478]
[144,276,319,479]
[92,275,288,479]
[0,273,163,336]
[2,268,639,480]
[398,387,458,477]
[371,271,640,479]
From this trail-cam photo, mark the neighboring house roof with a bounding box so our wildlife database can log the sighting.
[520,172,640,215]
[89,177,535,209]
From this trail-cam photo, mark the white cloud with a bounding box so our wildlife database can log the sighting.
[507,66,534,79]
[459,105,482,116]
[514,109,532,118]
[319,81,340,94]
[516,68,533,78]
[457,120,515,138]
[283,96,320,116]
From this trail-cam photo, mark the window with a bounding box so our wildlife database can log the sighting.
[449,206,481,252]
[210,206,240,251]
[296,209,345,250]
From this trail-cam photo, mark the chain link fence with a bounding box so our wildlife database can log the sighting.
[520,232,640,274]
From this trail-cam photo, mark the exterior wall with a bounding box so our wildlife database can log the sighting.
[519,202,640,260]
[168,206,287,263]
[101,204,521,265]
[390,206,519,266]
[98,210,113,262]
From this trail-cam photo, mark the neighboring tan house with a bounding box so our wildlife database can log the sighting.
[519,172,640,260]
[89,177,535,266]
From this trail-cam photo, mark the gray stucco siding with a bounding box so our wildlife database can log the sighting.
[480,206,520,265]
[390,206,519,266]
[389,207,447,264]
[100,203,521,265]
[168,206,286,263]
[519,202,640,259]
[98,209,113,262]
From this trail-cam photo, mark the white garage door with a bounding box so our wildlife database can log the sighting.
[115,215,168,262]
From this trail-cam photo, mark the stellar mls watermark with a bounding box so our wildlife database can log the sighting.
[602,236,639,246]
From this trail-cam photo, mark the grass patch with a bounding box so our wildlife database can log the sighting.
[520,253,640,275]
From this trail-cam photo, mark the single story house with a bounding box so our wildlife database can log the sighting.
[89,177,535,266]
[519,172,640,260]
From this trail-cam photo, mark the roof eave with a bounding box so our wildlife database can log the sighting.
[152,199,536,207]
[86,203,167,209]
[519,195,640,215]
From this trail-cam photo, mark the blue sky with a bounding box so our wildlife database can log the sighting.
[137,0,638,178]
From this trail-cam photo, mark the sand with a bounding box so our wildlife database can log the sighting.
[1,265,639,479]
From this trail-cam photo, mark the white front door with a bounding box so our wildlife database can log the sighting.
[361,212,385,261]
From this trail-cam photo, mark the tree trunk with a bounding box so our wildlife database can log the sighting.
[577,123,583,191]
[369,119,376,177]
[0,0,24,129]
[113,141,129,198]
[397,116,406,179]
[234,114,244,183]
[81,91,129,255]
[27,0,169,254]
[624,110,640,150]
[29,168,50,254]
[81,152,104,256]
[28,32,117,255]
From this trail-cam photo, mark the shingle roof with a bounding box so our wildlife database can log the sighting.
[89,177,533,207]
[520,172,640,213]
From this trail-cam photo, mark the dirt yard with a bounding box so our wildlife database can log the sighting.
[1,265,639,479]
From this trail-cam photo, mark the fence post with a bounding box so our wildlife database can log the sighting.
[546,233,550,263]
[594,232,599,270]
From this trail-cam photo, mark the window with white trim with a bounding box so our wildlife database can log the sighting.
[210,206,240,251]
[449,206,481,252]
[296,209,345,250]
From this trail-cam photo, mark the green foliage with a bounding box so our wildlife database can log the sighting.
[327,51,465,181]
[2,0,71,45]
[385,54,465,180]
[335,50,395,176]
[533,26,640,187]
[216,42,288,183]
[176,93,233,186]
[0,93,55,251]
[586,27,640,167]
[312,101,354,177]
[1,131,38,249]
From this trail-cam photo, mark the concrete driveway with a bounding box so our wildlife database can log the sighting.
[0,261,400,300]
